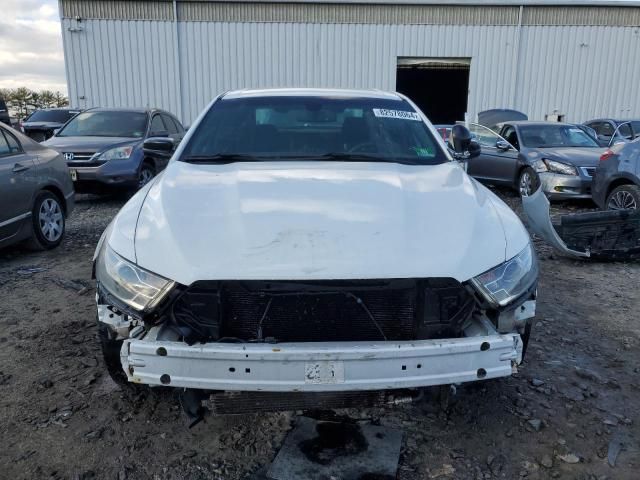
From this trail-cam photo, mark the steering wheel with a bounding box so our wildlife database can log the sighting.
[347,142,376,153]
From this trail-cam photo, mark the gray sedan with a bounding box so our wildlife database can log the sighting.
[0,123,74,250]
[466,121,605,199]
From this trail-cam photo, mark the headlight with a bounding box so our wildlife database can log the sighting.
[542,158,577,176]
[471,243,538,307]
[95,146,133,161]
[95,244,174,311]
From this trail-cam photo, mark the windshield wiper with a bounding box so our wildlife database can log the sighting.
[181,153,264,164]
[181,152,426,165]
[302,152,424,165]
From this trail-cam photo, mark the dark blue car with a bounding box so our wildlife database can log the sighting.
[43,108,185,194]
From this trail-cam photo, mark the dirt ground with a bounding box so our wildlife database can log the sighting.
[0,188,638,480]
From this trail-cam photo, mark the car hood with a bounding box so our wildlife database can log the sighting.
[531,147,606,167]
[23,121,63,129]
[108,161,530,286]
[42,136,139,152]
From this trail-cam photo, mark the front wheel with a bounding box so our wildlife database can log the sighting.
[137,163,155,189]
[518,167,539,197]
[26,191,65,250]
[606,184,640,211]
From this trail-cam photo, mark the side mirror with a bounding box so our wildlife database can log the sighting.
[450,124,471,153]
[53,128,60,136]
[150,130,169,138]
[496,139,511,151]
[450,125,481,159]
[468,140,481,159]
[144,137,175,153]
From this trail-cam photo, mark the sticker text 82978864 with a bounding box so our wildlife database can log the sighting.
[373,109,421,121]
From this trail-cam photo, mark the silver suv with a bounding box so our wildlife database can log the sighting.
[0,123,75,250]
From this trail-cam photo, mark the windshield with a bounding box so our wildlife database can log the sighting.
[519,125,600,148]
[26,110,79,123]
[57,111,148,138]
[181,96,448,165]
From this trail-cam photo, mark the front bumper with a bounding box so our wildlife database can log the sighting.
[540,172,592,200]
[69,164,139,192]
[121,316,523,392]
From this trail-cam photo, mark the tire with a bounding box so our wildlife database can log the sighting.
[97,320,130,387]
[26,191,65,250]
[518,167,540,198]
[606,184,640,211]
[137,162,155,189]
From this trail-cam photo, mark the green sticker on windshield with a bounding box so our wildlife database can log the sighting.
[412,146,434,157]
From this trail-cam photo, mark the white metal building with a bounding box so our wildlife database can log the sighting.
[59,0,640,124]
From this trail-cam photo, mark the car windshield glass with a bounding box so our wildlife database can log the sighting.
[519,125,600,148]
[181,96,448,165]
[26,110,79,123]
[57,111,148,137]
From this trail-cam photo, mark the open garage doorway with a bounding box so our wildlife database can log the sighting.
[396,58,470,125]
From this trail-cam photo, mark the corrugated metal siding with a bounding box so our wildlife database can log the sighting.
[61,0,173,21]
[515,25,639,120]
[175,22,520,121]
[177,3,519,25]
[523,6,640,26]
[61,18,640,123]
[61,2,640,26]
[62,19,182,116]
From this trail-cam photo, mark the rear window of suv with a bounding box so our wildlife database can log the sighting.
[182,96,448,165]
[26,109,79,123]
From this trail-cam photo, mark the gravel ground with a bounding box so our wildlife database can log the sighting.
[0,188,638,480]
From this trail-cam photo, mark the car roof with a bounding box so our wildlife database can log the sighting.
[84,107,152,114]
[223,88,403,101]
[33,107,81,111]
[507,121,576,127]
[586,118,640,123]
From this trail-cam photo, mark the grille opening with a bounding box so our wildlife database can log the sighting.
[169,279,474,343]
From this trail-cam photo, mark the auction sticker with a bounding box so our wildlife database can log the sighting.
[373,109,421,121]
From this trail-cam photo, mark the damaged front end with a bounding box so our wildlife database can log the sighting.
[93,237,536,415]
[523,187,640,260]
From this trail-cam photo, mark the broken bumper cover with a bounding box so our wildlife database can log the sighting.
[539,172,592,200]
[522,187,590,258]
[121,319,523,392]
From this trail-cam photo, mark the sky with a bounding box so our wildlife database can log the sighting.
[0,0,67,94]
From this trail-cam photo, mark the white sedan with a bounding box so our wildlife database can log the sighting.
[93,89,537,414]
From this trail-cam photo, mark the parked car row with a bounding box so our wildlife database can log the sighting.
[1,105,185,251]
[2,88,638,416]
[438,113,640,210]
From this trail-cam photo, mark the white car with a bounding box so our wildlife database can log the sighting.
[94,89,537,415]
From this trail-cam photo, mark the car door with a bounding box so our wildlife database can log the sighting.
[0,128,37,241]
[466,123,519,185]
[589,121,617,146]
[161,114,184,143]
[146,114,172,169]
